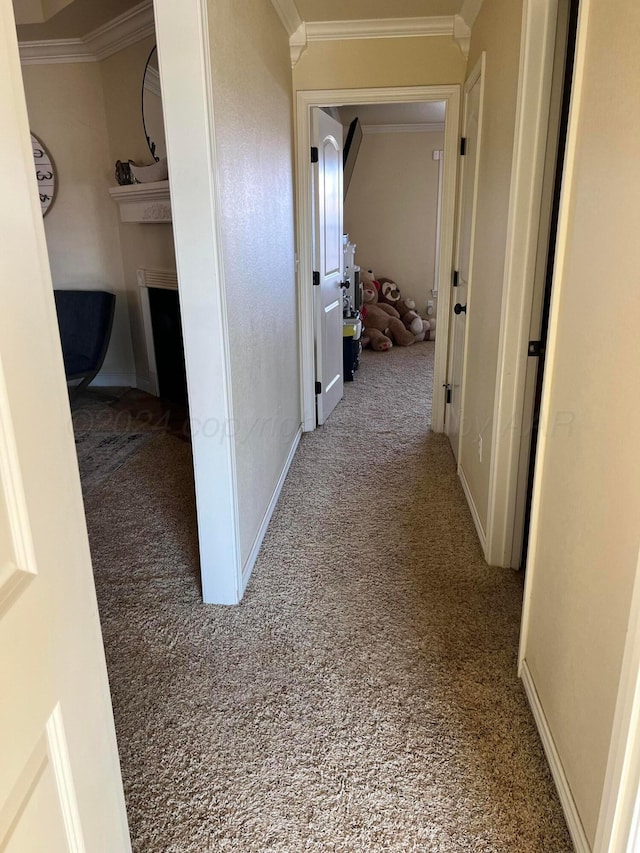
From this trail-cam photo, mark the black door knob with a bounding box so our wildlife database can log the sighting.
[454,303,467,315]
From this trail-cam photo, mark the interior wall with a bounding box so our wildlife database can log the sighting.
[206,0,300,567]
[293,36,467,91]
[344,129,443,312]
[100,35,176,392]
[21,62,135,385]
[522,0,640,843]
[458,0,524,530]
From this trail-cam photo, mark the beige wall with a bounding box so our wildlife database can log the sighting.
[293,36,467,92]
[207,0,300,566]
[522,0,640,843]
[100,36,176,391]
[344,130,443,310]
[458,0,524,529]
[21,62,135,384]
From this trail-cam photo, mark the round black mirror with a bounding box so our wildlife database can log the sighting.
[142,46,166,162]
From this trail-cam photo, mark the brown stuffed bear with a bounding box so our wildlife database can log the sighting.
[377,276,430,341]
[361,278,416,351]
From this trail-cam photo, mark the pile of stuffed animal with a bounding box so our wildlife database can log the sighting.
[360,269,430,352]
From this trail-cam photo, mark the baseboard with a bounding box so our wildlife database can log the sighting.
[135,375,156,395]
[240,426,302,596]
[91,371,136,388]
[458,464,488,556]
[521,660,591,853]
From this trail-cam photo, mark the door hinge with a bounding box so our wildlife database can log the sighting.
[460,137,467,156]
[313,271,320,286]
[444,383,452,404]
[311,146,319,163]
[453,270,459,287]
[315,381,322,395]
[528,340,544,357]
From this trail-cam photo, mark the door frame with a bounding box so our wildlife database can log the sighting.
[445,54,486,467]
[295,85,461,433]
[484,0,562,567]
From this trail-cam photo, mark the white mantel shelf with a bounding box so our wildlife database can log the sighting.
[109,180,171,223]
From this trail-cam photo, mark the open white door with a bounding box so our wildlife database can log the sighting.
[311,108,344,426]
[0,3,130,849]
[445,56,485,461]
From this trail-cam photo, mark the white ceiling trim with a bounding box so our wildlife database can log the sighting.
[19,38,95,64]
[362,122,446,134]
[19,0,154,65]
[305,16,455,42]
[270,0,302,37]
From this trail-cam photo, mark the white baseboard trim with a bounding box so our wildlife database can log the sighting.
[91,372,136,388]
[458,464,488,555]
[241,426,302,596]
[135,376,155,395]
[521,660,591,853]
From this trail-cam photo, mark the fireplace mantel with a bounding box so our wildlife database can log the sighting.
[109,180,171,223]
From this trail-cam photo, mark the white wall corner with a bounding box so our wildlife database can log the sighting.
[453,14,472,58]
[290,22,307,68]
[460,0,485,30]
[270,0,302,36]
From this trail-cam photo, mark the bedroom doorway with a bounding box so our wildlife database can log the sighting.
[296,85,461,435]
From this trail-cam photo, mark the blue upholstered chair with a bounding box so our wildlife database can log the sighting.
[53,290,116,392]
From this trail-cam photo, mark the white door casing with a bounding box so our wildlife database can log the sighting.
[312,108,344,426]
[0,2,130,848]
[446,56,486,462]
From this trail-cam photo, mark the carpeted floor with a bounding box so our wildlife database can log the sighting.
[82,343,573,852]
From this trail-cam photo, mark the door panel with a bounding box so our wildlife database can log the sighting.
[446,58,485,461]
[0,2,130,848]
[312,108,344,425]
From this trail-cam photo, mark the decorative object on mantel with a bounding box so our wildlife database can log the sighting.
[115,157,168,186]
[109,181,171,224]
[31,132,56,216]
[130,157,169,183]
[115,159,133,186]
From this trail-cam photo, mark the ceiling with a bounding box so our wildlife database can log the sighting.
[14,0,143,40]
[339,101,446,127]
[14,0,468,42]
[295,0,463,21]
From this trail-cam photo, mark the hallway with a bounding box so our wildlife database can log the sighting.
[86,343,572,851]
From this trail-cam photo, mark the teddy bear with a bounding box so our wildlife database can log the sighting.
[368,272,431,342]
[360,277,417,351]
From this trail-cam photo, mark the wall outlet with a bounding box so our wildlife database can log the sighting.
[478,434,483,462]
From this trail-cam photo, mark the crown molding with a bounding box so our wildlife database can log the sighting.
[453,14,471,58]
[305,16,454,42]
[85,0,154,61]
[362,122,446,134]
[19,38,95,64]
[289,22,307,67]
[270,0,302,37]
[19,0,154,65]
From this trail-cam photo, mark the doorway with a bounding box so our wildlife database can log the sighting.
[311,100,447,428]
[296,86,461,435]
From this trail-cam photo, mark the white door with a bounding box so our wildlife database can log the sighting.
[446,57,485,461]
[312,108,344,426]
[0,5,130,850]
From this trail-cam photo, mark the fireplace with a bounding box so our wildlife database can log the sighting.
[137,268,187,404]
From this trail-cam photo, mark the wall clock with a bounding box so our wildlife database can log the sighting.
[31,132,56,217]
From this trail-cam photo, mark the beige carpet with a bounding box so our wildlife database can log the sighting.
[84,343,573,852]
